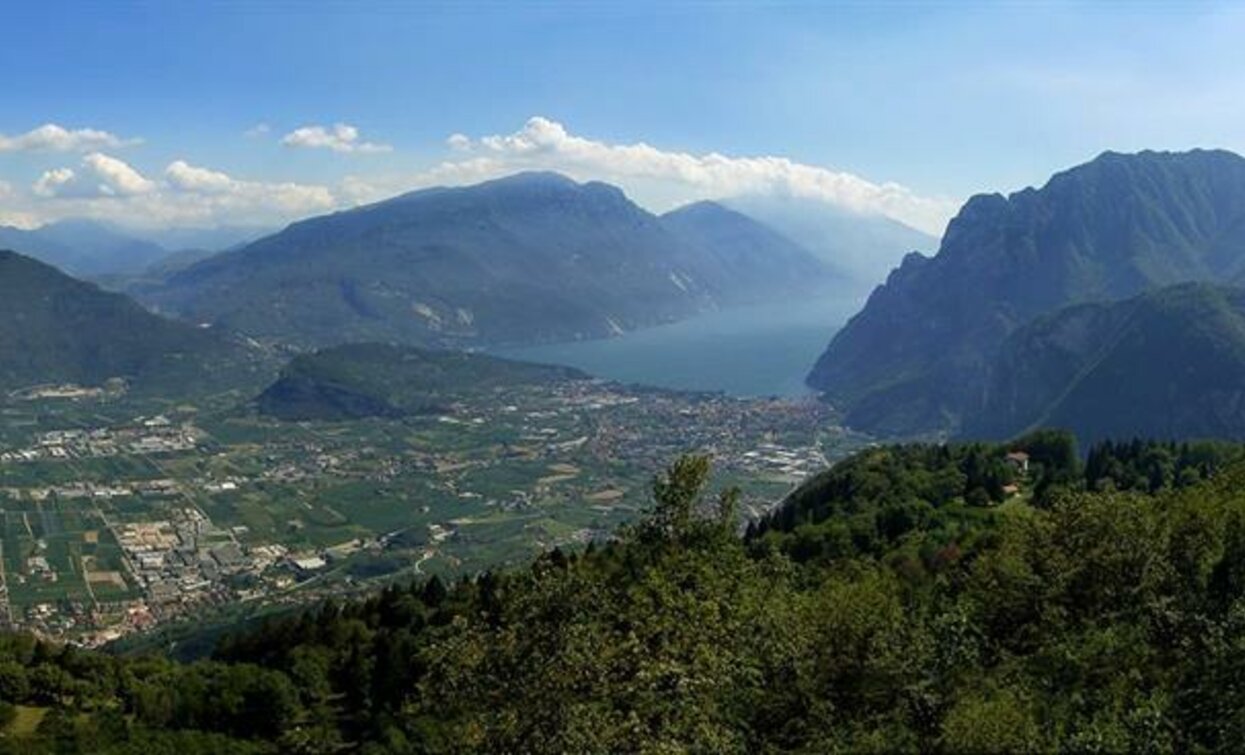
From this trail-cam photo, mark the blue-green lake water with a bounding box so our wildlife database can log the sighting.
[496,296,859,398]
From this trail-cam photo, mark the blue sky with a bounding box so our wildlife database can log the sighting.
[2,1,1243,234]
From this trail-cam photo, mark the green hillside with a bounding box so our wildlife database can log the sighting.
[0,249,272,396]
[255,342,589,420]
[968,283,1245,443]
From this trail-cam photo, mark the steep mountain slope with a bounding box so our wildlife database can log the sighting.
[0,250,270,395]
[139,224,271,254]
[256,342,588,421]
[659,200,837,292]
[723,195,938,296]
[145,172,833,349]
[0,219,169,277]
[967,283,1245,443]
[808,149,1245,436]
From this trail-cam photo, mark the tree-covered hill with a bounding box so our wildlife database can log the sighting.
[967,283,1245,443]
[3,440,1245,752]
[0,250,273,396]
[808,149,1245,437]
[255,342,589,421]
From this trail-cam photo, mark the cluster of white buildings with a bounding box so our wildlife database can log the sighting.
[740,443,828,479]
[0,417,200,463]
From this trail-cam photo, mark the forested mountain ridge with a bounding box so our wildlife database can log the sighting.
[0,250,271,395]
[807,149,1245,436]
[142,172,835,350]
[968,283,1245,443]
[3,441,1245,751]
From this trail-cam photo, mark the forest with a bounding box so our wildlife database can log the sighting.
[2,434,1245,753]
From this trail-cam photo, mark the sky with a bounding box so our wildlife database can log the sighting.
[2,0,1244,236]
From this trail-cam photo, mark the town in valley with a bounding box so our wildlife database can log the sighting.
[0,378,868,645]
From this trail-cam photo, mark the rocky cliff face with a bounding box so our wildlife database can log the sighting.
[807,149,1245,437]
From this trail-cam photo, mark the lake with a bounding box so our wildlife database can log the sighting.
[496,295,859,397]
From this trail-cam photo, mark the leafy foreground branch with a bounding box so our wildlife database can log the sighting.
[2,441,1245,753]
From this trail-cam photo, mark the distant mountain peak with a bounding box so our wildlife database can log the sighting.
[660,201,743,223]
[664,199,727,214]
[475,170,581,192]
[486,169,578,186]
[722,194,938,297]
[1041,147,1245,192]
[0,219,173,278]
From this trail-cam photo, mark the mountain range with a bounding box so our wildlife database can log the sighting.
[0,219,269,280]
[724,194,938,299]
[0,220,170,278]
[0,249,270,395]
[808,149,1245,438]
[140,172,838,349]
[13,155,1245,446]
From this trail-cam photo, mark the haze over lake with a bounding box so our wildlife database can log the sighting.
[497,294,861,397]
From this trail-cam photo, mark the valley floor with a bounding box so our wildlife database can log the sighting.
[0,380,870,645]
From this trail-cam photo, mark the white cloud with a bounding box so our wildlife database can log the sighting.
[163,159,335,217]
[0,181,36,229]
[281,123,392,154]
[7,116,953,236]
[83,152,157,196]
[166,160,235,194]
[22,156,335,229]
[33,167,78,198]
[33,153,155,198]
[434,116,956,234]
[0,123,139,153]
[244,123,271,138]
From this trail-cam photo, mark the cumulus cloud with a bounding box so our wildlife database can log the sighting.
[165,160,235,194]
[244,122,271,138]
[83,153,157,196]
[281,123,392,154]
[0,123,139,153]
[163,159,336,217]
[32,168,78,198]
[433,116,956,234]
[22,155,334,229]
[0,181,36,228]
[7,116,954,236]
[33,153,156,198]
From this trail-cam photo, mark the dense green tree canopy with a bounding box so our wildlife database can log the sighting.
[2,439,1245,752]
